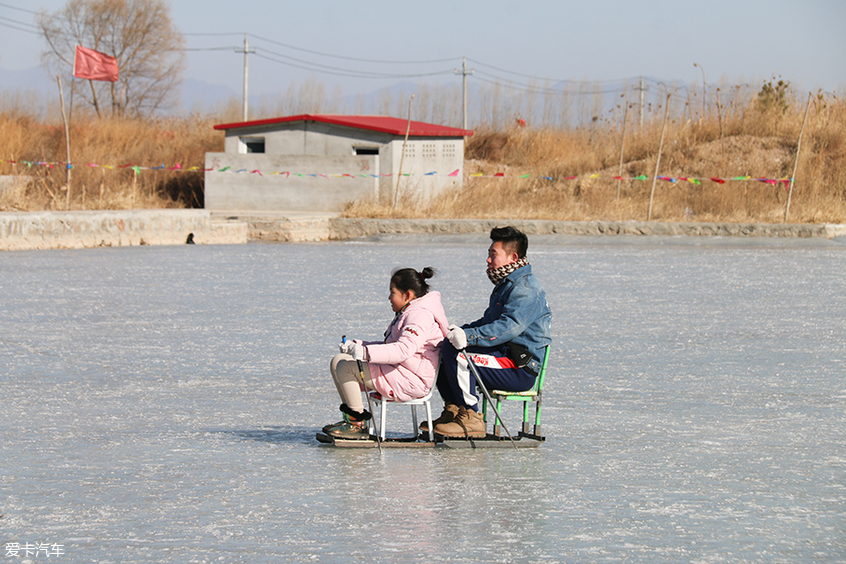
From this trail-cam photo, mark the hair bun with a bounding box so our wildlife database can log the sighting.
[420,266,435,280]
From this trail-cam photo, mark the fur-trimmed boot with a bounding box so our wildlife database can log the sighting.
[325,404,372,440]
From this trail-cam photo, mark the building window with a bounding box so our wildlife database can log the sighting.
[354,147,379,155]
[240,137,265,154]
[443,143,456,158]
[403,143,416,158]
[422,143,437,158]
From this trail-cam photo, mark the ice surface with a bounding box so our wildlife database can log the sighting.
[1,235,844,563]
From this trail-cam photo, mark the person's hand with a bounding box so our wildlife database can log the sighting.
[446,324,467,350]
[350,341,365,361]
[340,338,365,360]
[339,338,355,354]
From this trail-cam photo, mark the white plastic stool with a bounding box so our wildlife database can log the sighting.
[369,386,436,442]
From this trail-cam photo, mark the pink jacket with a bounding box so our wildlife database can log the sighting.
[363,291,449,402]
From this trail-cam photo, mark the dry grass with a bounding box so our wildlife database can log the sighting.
[2,90,844,224]
[343,94,846,224]
[0,107,222,211]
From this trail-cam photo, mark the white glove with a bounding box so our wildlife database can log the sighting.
[351,341,365,361]
[446,324,467,350]
[340,338,366,361]
[339,339,355,355]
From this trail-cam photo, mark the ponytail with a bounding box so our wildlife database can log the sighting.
[390,267,435,297]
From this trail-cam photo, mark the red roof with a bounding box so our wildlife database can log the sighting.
[213,114,473,137]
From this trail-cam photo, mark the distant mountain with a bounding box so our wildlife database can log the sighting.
[179,77,238,111]
[0,66,239,112]
[0,66,57,97]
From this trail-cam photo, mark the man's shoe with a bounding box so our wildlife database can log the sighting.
[420,403,459,432]
[327,421,371,440]
[433,407,486,438]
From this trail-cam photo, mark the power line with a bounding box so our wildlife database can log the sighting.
[255,45,453,79]
[184,46,237,52]
[183,31,245,37]
[472,71,630,96]
[0,16,39,34]
[467,57,629,86]
[247,32,456,65]
[0,1,37,14]
[253,51,453,80]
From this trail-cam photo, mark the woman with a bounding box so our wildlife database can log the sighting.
[323,267,449,439]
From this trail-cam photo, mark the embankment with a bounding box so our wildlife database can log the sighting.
[213,212,846,243]
[1,210,844,251]
[0,210,247,251]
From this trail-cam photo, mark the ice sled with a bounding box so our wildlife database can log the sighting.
[316,347,549,449]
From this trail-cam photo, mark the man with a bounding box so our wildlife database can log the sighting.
[429,226,552,438]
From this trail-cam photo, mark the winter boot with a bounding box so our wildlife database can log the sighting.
[327,420,371,440]
[323,404,371,435]
[322,413,350,434]
[419,403,459,432]
[433,406,486,438]
[326,404,372,439]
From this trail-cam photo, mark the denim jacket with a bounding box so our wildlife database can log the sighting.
[462,264,552,374]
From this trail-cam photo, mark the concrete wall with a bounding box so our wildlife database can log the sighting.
[0,210,247,251]
[212,122,465,211]
[204,153,378,212]
[223,121,396,156]
[212,214,846,243]
[388,138,464,201]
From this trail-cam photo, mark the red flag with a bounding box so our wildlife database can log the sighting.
[73,45,119,82]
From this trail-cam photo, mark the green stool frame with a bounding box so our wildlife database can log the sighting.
[482,346,549,438]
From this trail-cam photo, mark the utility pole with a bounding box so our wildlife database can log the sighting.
[235,34,256,121]
[454,57,474,130]
[693,62,706,121]
[634,76,649,128]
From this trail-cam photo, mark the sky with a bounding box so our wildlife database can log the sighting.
[1,0,845,105]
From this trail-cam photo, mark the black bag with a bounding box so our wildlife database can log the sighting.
[504,342,532,369]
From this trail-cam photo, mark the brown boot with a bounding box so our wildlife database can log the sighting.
[420,403,459,432]
[434,406,486,438]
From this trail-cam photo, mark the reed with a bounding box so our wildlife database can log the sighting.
[0,106,221,211]
[1,86,844,224]
[344,93,846,224]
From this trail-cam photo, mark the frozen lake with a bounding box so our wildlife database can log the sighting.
[2,234,845,563]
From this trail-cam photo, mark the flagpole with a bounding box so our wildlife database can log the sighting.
[57,75,72,210]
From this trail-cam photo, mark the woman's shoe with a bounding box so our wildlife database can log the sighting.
[327,421,371,440]
[322,420,346,434]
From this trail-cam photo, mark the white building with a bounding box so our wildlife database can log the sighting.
[204,114,473,212]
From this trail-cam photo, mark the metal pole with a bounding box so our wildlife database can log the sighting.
[617,102,629,199]
[356,358,381,452]
[394,94,414,208]
[57,75,71,210]
[694,62,706,121]
[461,350,518,450]
[784,92,813,223]
[648,93,671,221]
